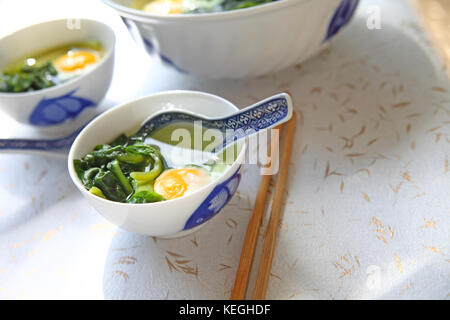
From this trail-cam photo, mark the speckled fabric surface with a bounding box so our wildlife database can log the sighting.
[0,0,448,299]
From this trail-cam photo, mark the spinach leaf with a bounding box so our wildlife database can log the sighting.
[107,159,133,195]
[128,190,164,203]
[73,134,166,204]
[0,62,59,93]
[89,186,106,199]
[185,0,277,13]
[93,170,129,202]
[222,0,275,10]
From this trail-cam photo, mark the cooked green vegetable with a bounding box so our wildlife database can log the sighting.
[108,160,134,195]
[89,186,106,199]
[94,170,129,202]
[221,0,276,11]
[0,62,58,93]
[128,186,164,204]
[74,136,167,204]
[187,0,277,12]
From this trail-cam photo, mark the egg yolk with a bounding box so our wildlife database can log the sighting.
[143,0,183,14]
[154,168,210,200]
[54,51,97,72]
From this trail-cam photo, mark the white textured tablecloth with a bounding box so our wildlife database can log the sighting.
[0,0,448,300]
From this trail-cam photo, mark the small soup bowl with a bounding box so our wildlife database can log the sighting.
[68,91,247,238]
[0,19,115,134]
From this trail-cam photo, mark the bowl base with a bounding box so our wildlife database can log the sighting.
[156,222,209,239]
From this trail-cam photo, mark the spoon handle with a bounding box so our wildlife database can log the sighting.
[217,92,293,151]
[0,129,80,152]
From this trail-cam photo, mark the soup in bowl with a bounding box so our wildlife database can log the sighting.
[130,0,279,14]
[103,0,359,78]
[0,19,115,134]
[68,91,246,238]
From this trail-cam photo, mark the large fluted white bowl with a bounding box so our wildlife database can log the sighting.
[103,0,359,78]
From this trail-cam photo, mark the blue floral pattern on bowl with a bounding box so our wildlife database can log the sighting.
[121,17,187,73]
[183,166,241,230]
[29,89,95,126]
[142,38,187,73]
[325,0,359,41]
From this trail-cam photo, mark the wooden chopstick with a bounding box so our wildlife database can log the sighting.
[410,0,450,78]
[253,112,297,300]
[230,125,282,300]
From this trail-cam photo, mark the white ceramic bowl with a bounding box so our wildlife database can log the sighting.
[0,19,115,134]
[68,91,246,238]
[103,0,359,78]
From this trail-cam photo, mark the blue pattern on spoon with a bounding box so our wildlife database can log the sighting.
[137,92,293,153]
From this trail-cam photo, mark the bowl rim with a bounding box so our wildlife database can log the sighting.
[0,18,116,98]
[68,90,247,208]
[102,0,314,22]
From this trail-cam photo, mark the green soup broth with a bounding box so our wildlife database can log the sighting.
[147,121,241,175]
[0,40,104,93]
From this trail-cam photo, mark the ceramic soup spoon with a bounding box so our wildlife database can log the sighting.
[0,93,292,157]
[137,92,293,153]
